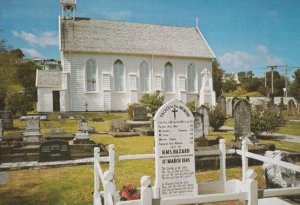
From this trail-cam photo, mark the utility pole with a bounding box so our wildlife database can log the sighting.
[285,65,288,97]
[271,66,274,94]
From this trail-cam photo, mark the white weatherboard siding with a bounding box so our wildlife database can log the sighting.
[61,52,213,111]
[37,88,54,112]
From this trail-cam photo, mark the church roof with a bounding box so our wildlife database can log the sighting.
[60,18,215,58]
[36,70,61,88]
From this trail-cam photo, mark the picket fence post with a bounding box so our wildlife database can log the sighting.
[241,140,248,182]
[219,139,226,185]
[94,147,101,205]
[242,169,258,205]
[104,171,114,205]
[140,176,152,205]
[108,144,115,174]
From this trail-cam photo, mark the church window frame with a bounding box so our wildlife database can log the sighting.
[187,63,197,93]
[85,58,98,92]
[139,61,151,92]
[113,59,125,92]
[164,62,174,93]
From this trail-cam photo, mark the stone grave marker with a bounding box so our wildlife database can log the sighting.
[193,112,204,139]
[218,95,226,114]
[23,116,41,142]
[74,120,90,141]
[233,99,252,143]
[287,99,295,116]
[154,99,197,198]
[0,119,3,141]
[0,110,13,129]
[39,140,71,162]
[231,97,239,116]
[132,107,148,121]
[110,119,129,132]
[196,105,209,137]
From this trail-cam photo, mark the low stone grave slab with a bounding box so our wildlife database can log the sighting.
[110,119,129,132]
[132,127,154,136]
[127,120,151,130]
[39,140,71,162]
[109,132,139,137]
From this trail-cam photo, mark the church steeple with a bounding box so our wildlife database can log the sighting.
[61,0,76,20]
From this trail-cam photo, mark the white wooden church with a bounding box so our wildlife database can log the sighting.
[36,0,216,112]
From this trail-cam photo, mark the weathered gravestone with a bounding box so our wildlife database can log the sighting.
[231,97,239,116]
[39,140,71,162]
[193,112,204,139]
[233,99,255,143]
[0,119,3,141]
[154,99,197,198]
[0,110,13,129]
[218,95,226,114]
[23,116,41,142]
[110,119,129,132]
[74,120,90,142]
[288,99,295,116]
[132,107,148,121]
[196,105,209,137]
[263,150,296,188]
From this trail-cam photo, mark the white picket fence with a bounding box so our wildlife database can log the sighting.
[93,140,300,205]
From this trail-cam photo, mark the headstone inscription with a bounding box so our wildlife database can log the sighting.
[193,112,204,139]
[39,140,71,162]
[154,99,197,198]
[23,116,41,142]
[233,99,252,143]
[0,119,3,141]
[196,105,209,137]
[218,95,226,114]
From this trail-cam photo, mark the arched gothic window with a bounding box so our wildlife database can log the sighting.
[164,62,174,92]
[140,61,150,92]
[113,60,124,91]
[187,64,197,92]
[86,58,97,92]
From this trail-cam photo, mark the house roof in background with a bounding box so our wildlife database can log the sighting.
[60,18,215,58]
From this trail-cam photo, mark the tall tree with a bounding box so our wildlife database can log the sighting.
[289,69,300,102]
[212,59,223,97]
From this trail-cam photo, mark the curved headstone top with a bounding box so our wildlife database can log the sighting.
[154,99,197,198]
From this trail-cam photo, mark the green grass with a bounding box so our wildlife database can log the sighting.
[277,121,300,136]
[0,111,299,204]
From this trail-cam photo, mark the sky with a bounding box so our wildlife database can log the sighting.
[0,0,300,77]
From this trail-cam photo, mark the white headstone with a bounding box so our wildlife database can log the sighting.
[154,99,197,198]
[193,112,204,139]
[23,116,41,142]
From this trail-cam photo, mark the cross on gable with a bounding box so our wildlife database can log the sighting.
[172,108,178,119]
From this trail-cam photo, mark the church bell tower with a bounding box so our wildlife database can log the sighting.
[61,0,76,20]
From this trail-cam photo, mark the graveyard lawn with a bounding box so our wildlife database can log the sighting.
[277,121,300,136]
[1,112,299,204]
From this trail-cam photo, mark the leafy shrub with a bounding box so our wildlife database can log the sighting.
[139,90,164,117]
[186,101,196,112]
[5,93,33,115]
[251,105,285,138]
[209,105,227,131]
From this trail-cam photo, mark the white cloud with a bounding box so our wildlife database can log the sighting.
[219,45,283,72]
[219,51,257,72]
[256,44,283,66]
[22,48,43,58]
[13,31,58,47]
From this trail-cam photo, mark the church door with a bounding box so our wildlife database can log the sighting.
[52,91,60,112]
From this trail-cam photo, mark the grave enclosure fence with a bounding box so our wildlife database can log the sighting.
[93,139,300,205]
